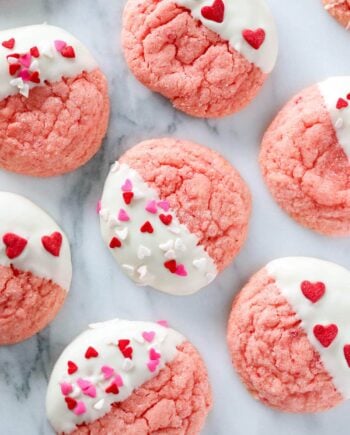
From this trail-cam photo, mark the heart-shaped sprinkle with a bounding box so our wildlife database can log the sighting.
[9,63,20,76]
[147,360,159,373]
[114,374,124,387]
[347,93,350,100]
[140,221,154,233]
[118,209,130,222]
[54,40,67,52]
[344,345,350,367]
[41,232,62,257]
[121,179,133,192]
[109,237,122,249]
[159,240,174,251]
[30,71,40,84]
[313,324,338,348]
[30,46,40,58]
[67,360,78,375]
[118,339,133,359]
[19,69,30,81]
[7,53,20,61]
[201,0,225,23]
[145,200,157,214]
[137,245,151,260]
[2,38,15,49]
[175,264,188,277]
[164,260,177,273]
[60,382,73,396]
[93,399,105,410]
[149,348,161,361]
[19,53,32,68]
[74,401,86,415]
[84,385,96,398]
[123,358,134,371]
[158,200,170,212]
[65,397,77,411]
[77,378,91,390]
[159,214,173,226]
[3,233,27,259]
[123,192,134,205]
[85,346,99,359]
[61,46,76,58]
[157,320,169,328]
[193,258,207,271]
[336,98,349,110]
[118,339,130,350]
[105,383,119,395]
[101,365,114,380]
[242,28,266,50]
[142,331,155,343]
[301,281,326,303]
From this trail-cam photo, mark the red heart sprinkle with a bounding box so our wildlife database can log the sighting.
[29,71,40,84]
[140,221,154,234]
[123,192,134,205]
[109,237,122,249]
[118,339,133,359]
[30,46,40,58]
[344,345,350,367]
[3,233,27,259]
[2,38,15,49]
[159,214,173,226]
[41,232,62,257]
[300,281,326,303]
[164,260,177,274]
[9,63,21,76]
[336,98,348,110]
[7,53,19,59]
[201,0,225,23]
[65,397,77,410]
[105,383,119,395]
[313,324,338,348]
[118,339,130,351]
[85,346,99,359]
[347,93,350,100]
[61,46,76,58]
[242,28,266,50]
[67,360,78,375]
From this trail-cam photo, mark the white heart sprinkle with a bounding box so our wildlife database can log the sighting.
[138,245,151,260]
[10,78,24,89]
[206,273,216,283]
[108,216,119,228]
[111,161,120,173]
[134,335,145,344]
[164,249,176,260]
[7,56,18,64]
[41,42,54,58]
[123,358,134,371]
[20,84,30,98]
[169,226,181,235]
[30,60,39,71]
[335,118,344,129]
[99,208,110,222]
[133,188,145,199]
[94,399,105,410]
[193,258,207,271]
[116,227,128,241]
[175,238,186,252]
[122,264,134,275]
[159,240,174,251]
[137,265,148,280]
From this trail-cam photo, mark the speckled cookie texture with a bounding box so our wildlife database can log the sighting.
[122,0,278,118]
[260,77,350,236]
[46,319,212,435]
[99,138,251,295]
[323,0,350,29]
[0,192,72,345]
[0,24,109,177]
[228,258,350,413]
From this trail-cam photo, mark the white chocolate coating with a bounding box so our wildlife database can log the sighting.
[267,257,350,399]
[46,319,184,434]
[0,192,71,290]
[172,0,278,73]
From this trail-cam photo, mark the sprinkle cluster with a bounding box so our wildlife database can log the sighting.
[2,231,62,259]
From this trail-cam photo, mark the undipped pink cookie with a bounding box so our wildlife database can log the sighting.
[0,192,72,345]
[323,0,350,29]
[260,77,350,236]
[0,24,109,177]
[227,257,350,413]
[46,319,212,434]
[99,138,251,295]
[122,0,278,118]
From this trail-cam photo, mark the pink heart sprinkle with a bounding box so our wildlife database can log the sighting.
[157,320,169,328]
[101,365,114,380]
[19,53,31,68]
[175,264,188,277]
[142,331,156,343]
[158,200,170,212]
[60,382,73,396]
[84,385,97,398]
[121,179,133,192]
[54,40,67,52]
[118,209,130,222]
[96,200,101,214]
[114,374,124,387]
[145,200,157,214]
[77,378,91,390]
[149,348,161,361]
[74,401,86,416]
[147,360,160,373]
[19,69,30,81]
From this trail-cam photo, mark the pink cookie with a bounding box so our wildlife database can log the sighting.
[0,192,72,345]
[122,0,278,118]
[0,24,109,177]
[227,257,350,413]
[323,0,350,28]
[260,77,350,236]
[46,319,212,434]
[99,138,251,295]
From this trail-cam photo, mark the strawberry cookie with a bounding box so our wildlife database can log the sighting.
[46,319,212,434]
[0,24,109,177]
[323,0,350,29]
[227,257,350,413]
[260,77,350,236]
[99,138,251,295]
[122,0,278,118]
[0,192,72,345]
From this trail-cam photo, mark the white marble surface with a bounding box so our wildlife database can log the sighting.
[0,0,349,434]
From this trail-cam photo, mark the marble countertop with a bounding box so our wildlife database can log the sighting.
[0,0,349,434]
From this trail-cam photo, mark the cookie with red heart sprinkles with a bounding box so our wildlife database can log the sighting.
[0,192,72,345]
[122,0,278,118]
[227,257,350,413]
[99,138,251,295]
[46,319,212,434]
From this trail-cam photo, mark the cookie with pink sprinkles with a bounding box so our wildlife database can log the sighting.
[46,319,212,434]
[122,0,278,118]
[99,138,251,295]
[0,192,72,345]
[228,257,350,413]
[323,0,350,29]
[260,77,350,236]
[0,24,109,177]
